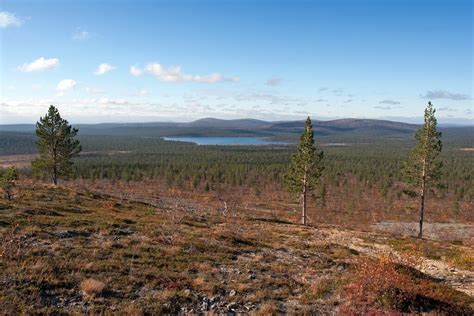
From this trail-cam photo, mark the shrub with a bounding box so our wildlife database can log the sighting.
[343,256,472,314]
[80,278,106,297]
[1,167,18,200]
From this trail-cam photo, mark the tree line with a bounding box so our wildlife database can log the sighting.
[1,103,464,237]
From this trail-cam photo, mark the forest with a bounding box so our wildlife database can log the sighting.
[1,125,473,222]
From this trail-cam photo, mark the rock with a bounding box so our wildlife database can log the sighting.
[114,228,133,236]
[58,230,76,238]
[57,230,90,238]
[229,289,236,297]
[244,302,256,310]
[227,302,239,311]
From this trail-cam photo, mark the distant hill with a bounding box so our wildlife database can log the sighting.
[1,118,418,134]
[1,118,472,145]
[269,118,416,131]
[0,124,36,133]
[184,118,271,129]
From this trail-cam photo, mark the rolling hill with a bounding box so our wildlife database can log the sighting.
[0,117,420,135]
[1,118,472,155]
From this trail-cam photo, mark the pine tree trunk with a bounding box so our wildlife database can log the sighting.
[53,166,58,186]
[302,173,307,225]
[419,159,427,238]
[52,125,57,186]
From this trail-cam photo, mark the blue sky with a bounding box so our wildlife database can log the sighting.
[0,0,472,124]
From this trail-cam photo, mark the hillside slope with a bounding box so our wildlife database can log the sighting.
[1,184,472,314]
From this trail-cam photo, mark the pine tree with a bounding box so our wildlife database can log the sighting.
[402,102,442,238]
[1,166,18,200]
[319,183,326,208]
[285,117,324,225]
[32,105,82,185]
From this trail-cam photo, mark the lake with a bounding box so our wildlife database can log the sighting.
[163,137,287,145]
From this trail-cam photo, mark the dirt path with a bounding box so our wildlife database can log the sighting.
[322,228,474,298]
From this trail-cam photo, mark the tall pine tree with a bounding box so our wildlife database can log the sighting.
[402,102,442,238]
[285,117,324,225]
[32,105,82,185]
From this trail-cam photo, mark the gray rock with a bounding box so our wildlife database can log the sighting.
[227,302,239,311]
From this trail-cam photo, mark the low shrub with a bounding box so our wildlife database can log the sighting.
[343,256,472,314]
[80,278,105,297]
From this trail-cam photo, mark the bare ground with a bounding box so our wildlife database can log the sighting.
[323,228,474,297]
[372,221,474,243]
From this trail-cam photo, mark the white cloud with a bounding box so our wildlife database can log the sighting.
[94,63,116,75]
[134,63,239,83]
[18,57,60,72]
[421,90,470,101]
[130,66,143,77]
[379,99,400,105]
[0,11,22,28]
[73,29,90,40]
[56,79,76,91]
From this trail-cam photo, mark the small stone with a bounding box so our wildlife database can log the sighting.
[57,230,78,238]
[229,289,236,297]
[115,228,133,236]
[227,302,238,311]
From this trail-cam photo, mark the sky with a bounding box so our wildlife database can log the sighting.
[0,0,472,124]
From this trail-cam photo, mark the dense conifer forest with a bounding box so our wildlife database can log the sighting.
[2,126,472,205]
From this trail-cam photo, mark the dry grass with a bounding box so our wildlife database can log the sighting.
[255,301,280,315]
[80,278,105,297]
[386,237,474,271]
[0,183,472,314]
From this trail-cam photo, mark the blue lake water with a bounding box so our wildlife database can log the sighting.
[163,137,287,145]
